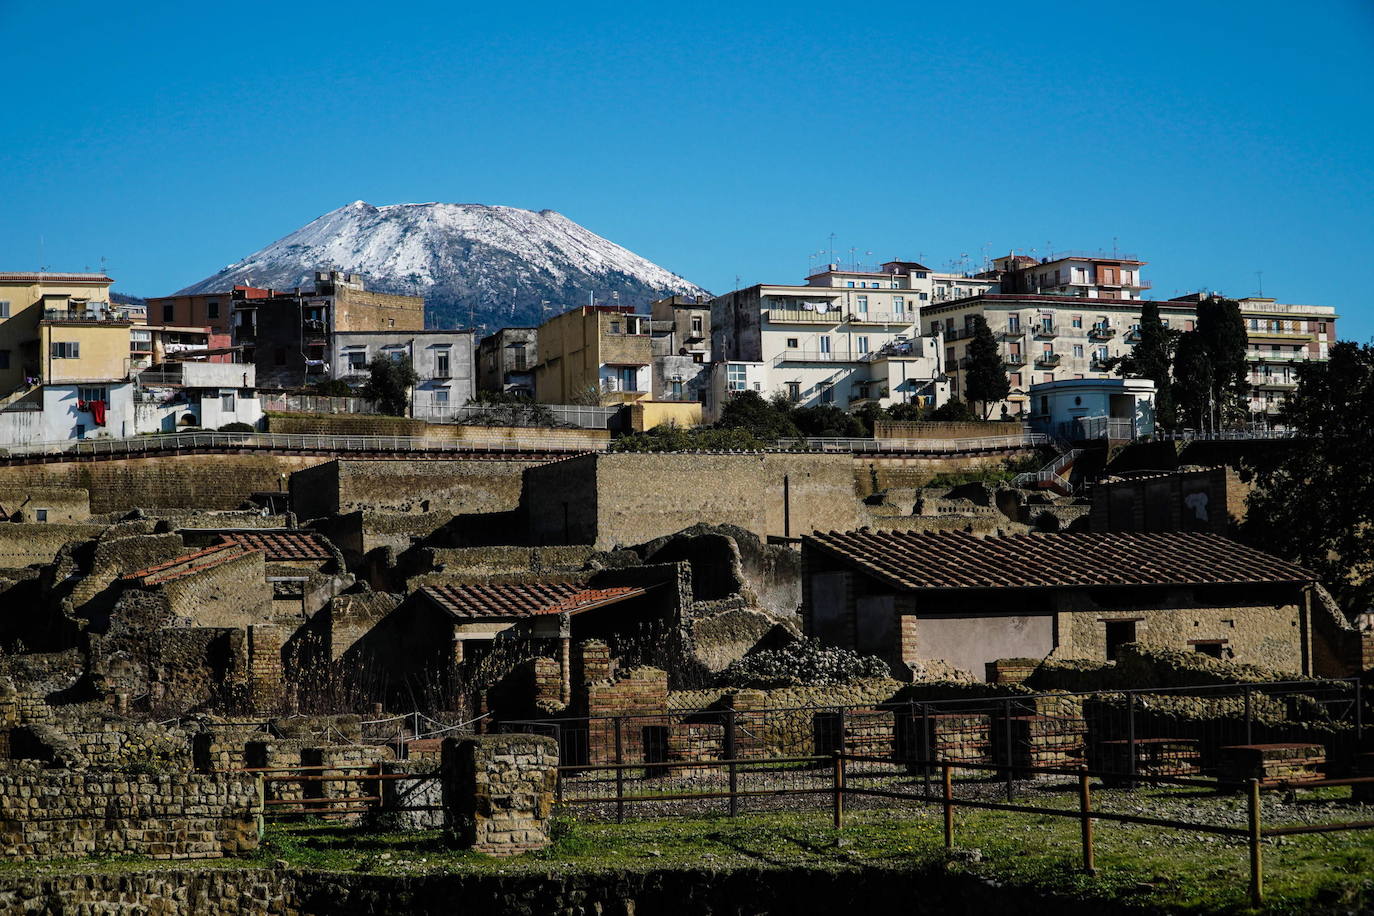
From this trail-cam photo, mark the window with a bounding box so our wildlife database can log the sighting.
[434,387,450,405]
[1104,620,1137,660]
[0,301,9,318]
[786,337,799,348]
[75,424,86,439]
[610,321,621,334]
[819,335,831,354]
[691,315,703,334]
[51,341,80,359]
[893,296,905,315]
[914,271,928,280]
[727,364,747,391]
[0,351,8,370]
[856,295,869,314]
[1007,314,1021,332]
[387,348,405,363]
[785,381,801,402]
[77,386,106,403]
[1185,320,1196,331]
[846,281,855,288]
[918,292,928,301]
[1009,373,1021,387]
[221,391,235,412]
[207,301,220,319]
[945,347,955,364]
[857,336,869,354]
[1071,315,1083,328]
[162,304,174,322]
[347,350,367,370]
[670,380,683,399]
[388,318,395,327]
[435,349,451,378]
[1192,641,1226,659]
[819,384,834,404]
[35,509,48,523]
[1095,347,1109,361]
[1040,314,1054,331]
[1073,345,1084,358]
[930,321,941,335]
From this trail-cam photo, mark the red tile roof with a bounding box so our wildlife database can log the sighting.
[804,530,1317,591]
[218,531,335,562]
[121,542,253,586]
[418,583,646,619]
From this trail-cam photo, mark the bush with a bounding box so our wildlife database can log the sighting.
[218,422,256,433]
[611,424,766,452]
[717,638,891,688]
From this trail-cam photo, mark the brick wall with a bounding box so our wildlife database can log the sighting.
[158,550,274,628]
[0,770,259,861]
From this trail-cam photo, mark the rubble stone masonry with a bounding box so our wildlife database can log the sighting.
[442,734,557,856]
[0,770,260,861]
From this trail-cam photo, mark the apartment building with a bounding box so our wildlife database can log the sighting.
[992,252,1151,300]
[709,262,947,417]
[649,295,711,403]
[332,329,475,417]
[477,327,537,398]
[146,286,270,337]
[533,305,652,406]
[230,271,425,389]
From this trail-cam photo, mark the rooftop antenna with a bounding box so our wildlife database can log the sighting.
[848,247,857,270]
[828,233,836,264]
[1256,271,1264,297]
[1112,237,1119,258]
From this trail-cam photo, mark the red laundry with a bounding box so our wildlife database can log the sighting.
[89,400,106,425]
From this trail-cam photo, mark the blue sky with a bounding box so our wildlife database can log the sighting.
[3,0,1371,339]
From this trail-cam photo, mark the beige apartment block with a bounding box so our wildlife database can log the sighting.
[533,305,652,406]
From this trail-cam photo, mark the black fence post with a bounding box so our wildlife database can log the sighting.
[1244,686,1254,746]
[922,702,932,796]
[1354,679,1363,746]
[1003,697,1015,801]
[614,716,624,824]
[726,709,739,818]
[1126,692,1137,779]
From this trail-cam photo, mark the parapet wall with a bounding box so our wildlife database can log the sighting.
[0,770,260,861]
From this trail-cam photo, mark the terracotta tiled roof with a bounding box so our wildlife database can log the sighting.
[804,530,1317,591]
[218,531,334,562]
[418,583,646,619]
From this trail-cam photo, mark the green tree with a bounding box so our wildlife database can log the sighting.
[362,355,419,416]
[1115,300,1179,428]
[962,315,1010,419]
[1171,331,1214,429]
[1197,297,1250,426]
[714,390,801,441]
[929,398,976,422]
[310,379,353,398]
[1242,342,1374,612]
[791,405,865,438]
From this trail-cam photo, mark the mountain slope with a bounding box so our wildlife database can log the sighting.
[176,201,708,330]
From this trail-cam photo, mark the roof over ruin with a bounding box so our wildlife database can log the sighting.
[217,531,335,562]
[803,529,1317,591]
[417,583,647,619]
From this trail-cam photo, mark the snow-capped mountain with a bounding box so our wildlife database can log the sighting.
[176,201,708,330]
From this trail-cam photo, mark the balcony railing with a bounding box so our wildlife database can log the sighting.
[1090,357,1114,371]
[773,350,857,364]
[1088,326,1116,340]
[1124,329,1142,343]
[944,326,976,342]
[849,387,888,403]
[42,308,129,323]
[846,311,913,325]
[1000,327,1025,339]
[1035,353,1062,367]
[1004,354,1026,366]
[765,308,843,324]
[1033,325,1058,339]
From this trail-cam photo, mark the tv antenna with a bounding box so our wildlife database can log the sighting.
[1256,271,1264,297]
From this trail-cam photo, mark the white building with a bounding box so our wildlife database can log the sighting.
[132,361,262,433]
[331,330,476,419]
[708,261,950,419]
[1027,377,1157,440]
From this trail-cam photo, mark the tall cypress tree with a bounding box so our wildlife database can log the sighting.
[1197,297,1250,425]
[1172,331,1214,430]
[963,314,1010,419]
[1116,300,1178,428]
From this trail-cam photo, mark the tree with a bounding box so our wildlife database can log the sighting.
[311,379,353,398]
[929,398,976,422]
[1171,331,1214,430]
[714,390,801,441]
[1197,297,1250,427]
[1114,300,1179,428]
[362,355,419,416]
[962,315,1010,419]
[1241,342,1374,612]
[790,405,865,438]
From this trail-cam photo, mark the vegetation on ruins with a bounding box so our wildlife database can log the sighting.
[362,355,420,416]
[962,314,1011,419]
[1242,341,1374,612]
[1110,299,1178,426]
[460,391,559,427]
[717,638,890,687]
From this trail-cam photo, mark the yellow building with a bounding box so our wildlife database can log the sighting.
[0,273,119,393]
[533,305,652,406]
[37,319,135,383]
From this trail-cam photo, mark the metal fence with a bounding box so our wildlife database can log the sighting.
[0,430,608,458]
[262,394,380,415]
[776,432,1047,453]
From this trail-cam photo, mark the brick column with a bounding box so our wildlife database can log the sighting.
[246,625,285,712]
[441,734,558,856]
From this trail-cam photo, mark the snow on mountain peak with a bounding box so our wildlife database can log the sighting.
[176,201,707,330]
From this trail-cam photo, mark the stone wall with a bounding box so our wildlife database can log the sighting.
[292,458,545,520]
[1090,467,1246,534]
[524,453,859,549]
[157,550,275,628]
[874,420,1017,439]
[441,733,557,856]
[0,522,106,567]
[267,412,428,437]
[0,769,259,861]
[0,486,90,522]
[0,454,328,514]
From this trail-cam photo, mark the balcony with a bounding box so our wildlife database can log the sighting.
[1090,357,1114,371]
[1004,354,1026,367]
[41,308,130,323]
[944,326,977,342]
[773,350,857,365]
[846,311,912,325]
[765,308,843,324]
[1124,328,1142,343]
[849,387,888,404]
[1000,326,1025,340]
[1035,353,1062,367]
[1033,325,1058,339]
[1088,325,1116,341]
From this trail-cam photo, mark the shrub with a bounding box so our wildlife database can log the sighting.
[717,638,890,688]
[218,422,256,433]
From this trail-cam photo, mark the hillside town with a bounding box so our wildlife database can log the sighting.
[0,232,1371,912]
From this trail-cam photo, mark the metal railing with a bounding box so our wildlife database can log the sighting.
[0,430,610,458]
[772,350,857,364]
[1011,447,1081,490]
[777,432,1046,452]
